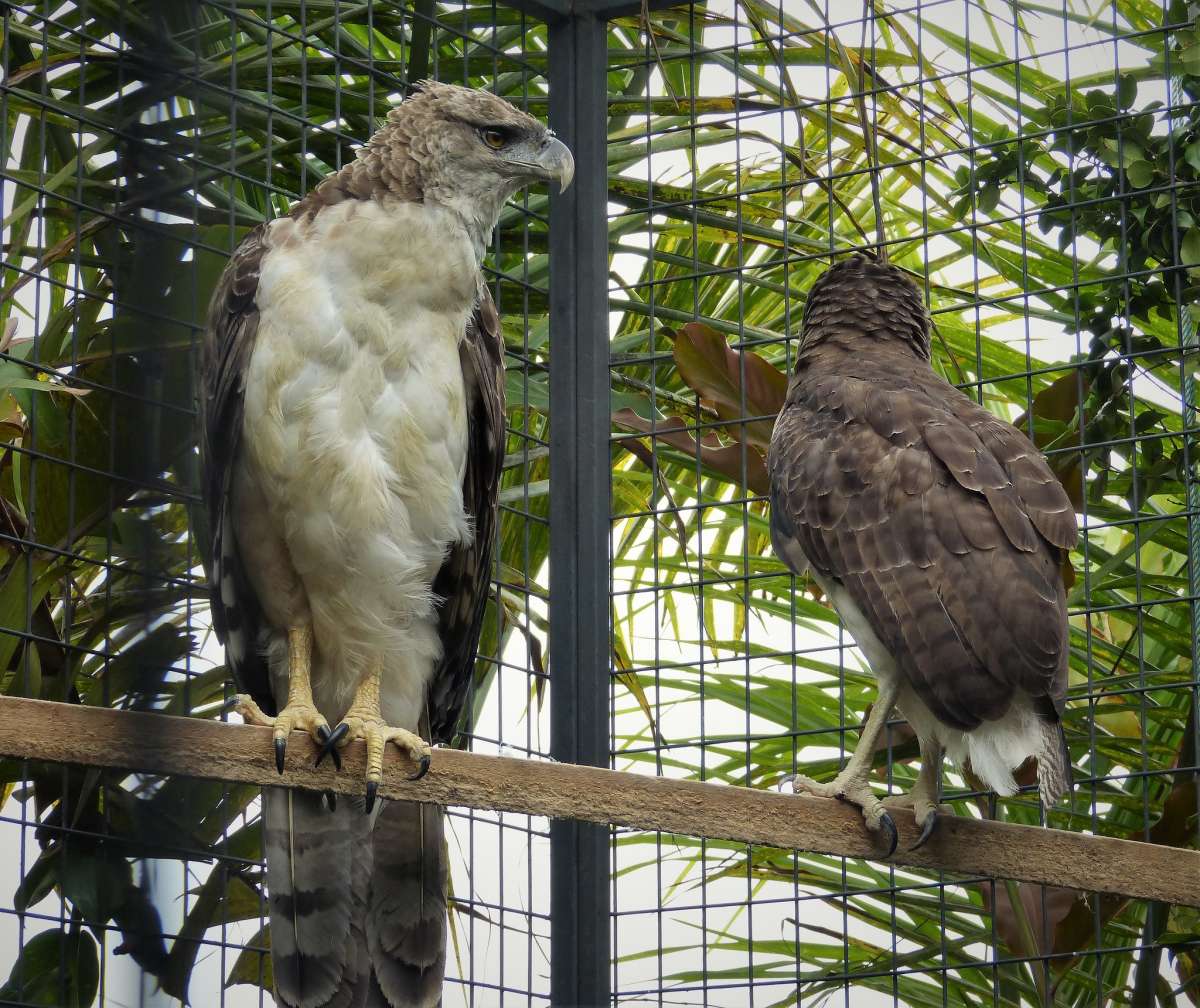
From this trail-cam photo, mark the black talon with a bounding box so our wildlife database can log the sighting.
[408,754,432,781]
[274,736,286,775]
[909,812,938,852]
[221,695,240,714]
[878,812,898,858]
[316,722,349,768]
[365,780,378,815]
[315,724,331,766]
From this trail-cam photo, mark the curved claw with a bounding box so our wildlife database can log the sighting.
[407,754,432,781]
[315,722,349,769]
[364,779,378,815]
[273,736,286,775]
[909,811,938,852]
[877,812,898,858]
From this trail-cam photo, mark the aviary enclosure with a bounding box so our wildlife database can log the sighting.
[0,0,1198,1005]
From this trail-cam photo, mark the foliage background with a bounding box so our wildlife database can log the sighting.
[0,0,1197,1005]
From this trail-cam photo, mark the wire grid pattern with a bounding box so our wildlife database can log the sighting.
[0,0,1198,1006]
[607,1,1200,1006]
[0,2,551,1005]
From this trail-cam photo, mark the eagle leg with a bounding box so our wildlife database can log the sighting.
[884,739,949,851]
[320,663,433,813]
[907,740,946,851]
[235,624,331,773]
[789,679,901,856]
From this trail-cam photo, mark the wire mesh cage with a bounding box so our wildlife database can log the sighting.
[605,1,1200,1005]
[0,0,1197,1007]
[0,2,553,1004]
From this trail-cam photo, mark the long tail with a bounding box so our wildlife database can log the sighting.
[365,800,447,1008]
[1038,720,1074,808]
[262,787,374,1008]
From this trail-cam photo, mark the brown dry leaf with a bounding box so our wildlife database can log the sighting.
[981,881,1079,957]
[670,322,787,453]
[1014,370,1090,513]
[613,408,770,496]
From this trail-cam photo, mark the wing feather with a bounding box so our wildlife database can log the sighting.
[199,225,272,711]
[768,363,1074,731]
[425,283,506,744]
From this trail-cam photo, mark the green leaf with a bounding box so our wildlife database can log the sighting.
[58,848,133,927]
[1117,72,1138,108]
[1126,160,1154,188]
[225,924,273,992]
[0,374,90,400]
[977,183,1001,214]
[13,847,60,914]
[1182,228,1200,267]
[0,928,100,1008]
[1181,42,1200,75]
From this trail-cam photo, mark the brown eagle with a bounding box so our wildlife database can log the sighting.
[200,82,572,1007]
[768,256,1076,855]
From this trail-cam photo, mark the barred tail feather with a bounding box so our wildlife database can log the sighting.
[263,788,374,1008]
[366,800,447,1008]
[1038,719,1073,808]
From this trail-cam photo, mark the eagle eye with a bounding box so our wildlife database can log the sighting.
[481,128,508,150]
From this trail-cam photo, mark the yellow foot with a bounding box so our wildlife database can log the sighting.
[317,710,432,813]
[789,771,898,856]
[235,694,331,774]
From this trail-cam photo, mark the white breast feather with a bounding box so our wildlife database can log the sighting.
[237,198,479,726]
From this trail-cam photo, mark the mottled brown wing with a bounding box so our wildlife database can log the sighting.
[426,284,506,746]
[199,225,273,712]
[767,360,1075,731]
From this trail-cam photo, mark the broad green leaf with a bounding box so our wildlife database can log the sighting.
[0,929,100,1008]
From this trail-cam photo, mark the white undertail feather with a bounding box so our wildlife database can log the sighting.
[818,574,1069,806]
[896,680,1071,807]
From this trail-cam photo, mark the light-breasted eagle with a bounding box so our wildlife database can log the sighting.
[200,82,573,1008]
[767,256,1076,855]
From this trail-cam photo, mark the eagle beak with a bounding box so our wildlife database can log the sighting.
[536,135,574,193]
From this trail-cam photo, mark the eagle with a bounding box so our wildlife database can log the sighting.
[199,82,573,1008]
[767,256,1076,855]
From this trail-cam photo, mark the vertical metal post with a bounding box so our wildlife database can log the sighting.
[548,10,612,1008]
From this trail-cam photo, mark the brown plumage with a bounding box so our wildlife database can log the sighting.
[768,255,1076,852]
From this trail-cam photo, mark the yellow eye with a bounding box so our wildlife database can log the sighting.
[482,129,506,150]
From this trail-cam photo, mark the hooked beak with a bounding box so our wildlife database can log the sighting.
[531,134,575,193]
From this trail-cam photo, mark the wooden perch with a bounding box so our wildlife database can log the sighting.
[0,695,1196,907]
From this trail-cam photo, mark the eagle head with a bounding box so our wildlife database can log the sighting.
[800,254,932,360]
[370,81,574,252]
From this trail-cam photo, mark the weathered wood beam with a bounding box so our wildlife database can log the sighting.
[0,695,1195,907]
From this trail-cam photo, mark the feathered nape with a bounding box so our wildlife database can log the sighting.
[799,255,932,362]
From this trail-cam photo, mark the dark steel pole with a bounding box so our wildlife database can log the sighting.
[548,9,612,1008]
